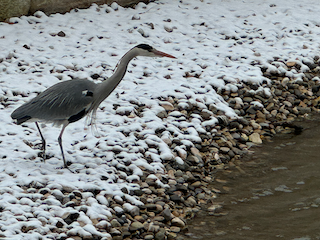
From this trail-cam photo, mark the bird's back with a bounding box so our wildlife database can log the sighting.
[11,79,97,125]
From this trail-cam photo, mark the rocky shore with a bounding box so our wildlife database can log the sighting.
[2,1,320,239]
[105,58,320,240]
[2,57,320,240]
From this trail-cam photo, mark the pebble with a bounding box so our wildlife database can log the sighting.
[129,221,144,231]
[190,181,201,188]
[129,206,140,217]
[155,228,166,240]
[207,204,223,213]
[170,194,183,203]
[148,222,160,232]
[160,101,175,111]
[168,232,178,240]
[185,196,197,207]
[62,211,80,225]
[170,226,181,233]
[110,219,121,228]
[110,228,121,236]
[162,208,174,221]
[134,215,145,222]
[171,217,185,228]
[145,234,155,240]
[249,132,262,144]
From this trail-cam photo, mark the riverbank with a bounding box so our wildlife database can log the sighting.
[184,114,320,239]
[145,59,320,240]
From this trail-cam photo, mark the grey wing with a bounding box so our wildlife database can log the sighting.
[11,79,97,124]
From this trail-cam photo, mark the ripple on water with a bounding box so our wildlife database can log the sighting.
[185,118,320,240]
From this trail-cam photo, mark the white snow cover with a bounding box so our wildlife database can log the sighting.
[0,0,320,238]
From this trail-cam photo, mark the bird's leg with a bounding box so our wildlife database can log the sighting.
[35,122,46,161]
[58,124,73,173]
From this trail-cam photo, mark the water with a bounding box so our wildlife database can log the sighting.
[185,116,320,240]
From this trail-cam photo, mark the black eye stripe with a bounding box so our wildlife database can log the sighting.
[136,44,153,52]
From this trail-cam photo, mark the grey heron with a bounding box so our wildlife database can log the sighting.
[11,44,176,171]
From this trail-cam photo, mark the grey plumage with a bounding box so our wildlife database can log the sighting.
[11,79,96,125]
[11,44,176,171]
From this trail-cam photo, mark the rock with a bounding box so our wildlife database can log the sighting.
[112,236,123,240]
[148,222,160,232]
[249,132,262,144]
[122,231,131,238]
[187,155,201,165]
[174,170,183,178]
[200,109,213,119]
[110,219,121,228]
[145,204,157,212]
[155,204,164,213]
[123,204,140,217]
[171,217,185,228]
[297,106,311,114]
[56,220,64,228]
[185,196,197,207]
[170,194,183,203]
[38,188,50,195]
[62,211,80,225]
[96,220,111,229]
[170,226,181,233]
[134,215,145,222]
[207,204,223,213]
[110,228,121,236]
[129,221,144,231]
[160,101,174,111]
[240,133,249,142]
[51,189,64,202]
[113,206,124,217]
[154,216,165,222]
[157,110,168,119]
[162,208,174,221]
[164,26,174,32]
[220,147,230,153]
[243,96,253,102]
[57,31,66,37]
[274,89,282,96]
[61,184,74,193]
[190,181,201,188]
[286,61,297,67]
[145,234,155,240]
[168,232,178,240]
[0,0,30,21]
[155,228,166,240]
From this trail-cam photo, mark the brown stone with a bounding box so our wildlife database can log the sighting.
[0,0,151,21]
[0,0,30,21]
[159,101,174,111]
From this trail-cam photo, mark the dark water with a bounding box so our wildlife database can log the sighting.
[185,116,320,240]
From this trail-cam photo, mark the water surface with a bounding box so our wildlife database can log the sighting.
[185,116,320,240]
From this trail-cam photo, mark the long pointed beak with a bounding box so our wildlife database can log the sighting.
[153,49,176,58]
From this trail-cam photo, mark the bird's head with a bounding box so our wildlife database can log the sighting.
[133,44,176,58]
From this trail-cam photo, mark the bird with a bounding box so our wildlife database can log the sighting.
[11,44,176,171]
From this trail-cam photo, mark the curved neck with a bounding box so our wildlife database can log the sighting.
[109,49,139,85]
[91,48,139,112]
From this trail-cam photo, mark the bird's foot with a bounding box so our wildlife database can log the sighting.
[37,151,47,162]
[64,161,75,173]
[65,166,74,173]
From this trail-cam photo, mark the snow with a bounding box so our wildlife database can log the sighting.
[1,0,320,238]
